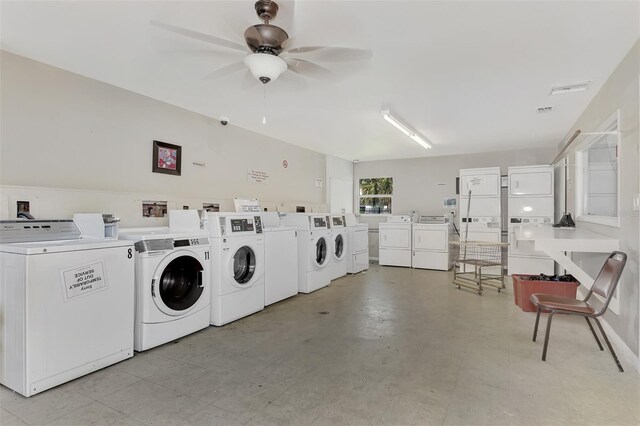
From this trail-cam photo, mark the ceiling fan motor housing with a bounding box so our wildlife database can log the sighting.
[244,24,289,55]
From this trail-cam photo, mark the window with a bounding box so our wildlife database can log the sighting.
[576,111,620,226]
[359,178,393,214]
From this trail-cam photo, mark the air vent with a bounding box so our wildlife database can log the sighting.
[537,106,553,113]
[550,80,590,96]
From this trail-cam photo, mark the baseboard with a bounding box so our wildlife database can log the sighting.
[599,317,640,373]
[369,257,379,261]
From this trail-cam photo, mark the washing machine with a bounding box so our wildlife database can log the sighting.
[280,213,332,293]
[261,212,299,306]
[329,214,348,280]
[0,220,135,396]
[119,229,210,351]
[207,212,265,326]
[344,213,369,274]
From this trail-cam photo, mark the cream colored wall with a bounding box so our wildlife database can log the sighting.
[559,40,639,358]
[0,51,326,225]
[354,146,556,231]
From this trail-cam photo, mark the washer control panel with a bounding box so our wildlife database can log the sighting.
[230,218,254,233]
[253,216,263,234]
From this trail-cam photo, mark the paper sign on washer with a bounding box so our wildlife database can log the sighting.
[62,261,108,300]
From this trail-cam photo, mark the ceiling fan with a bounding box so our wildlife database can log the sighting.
[150,0,372,86]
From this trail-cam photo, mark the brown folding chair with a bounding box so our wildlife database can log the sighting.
[530,251,627,372]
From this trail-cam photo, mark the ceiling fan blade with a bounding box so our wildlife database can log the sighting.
[274,71,308,92]
[286,58,333,80]
[204,61,246,80]
[150,20,247,53]
[274,0,296,32]
[285,46,372,62]
[241,70,259,89]
[158,49,245,58]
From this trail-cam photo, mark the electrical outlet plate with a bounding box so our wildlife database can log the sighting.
[633,193,640,211]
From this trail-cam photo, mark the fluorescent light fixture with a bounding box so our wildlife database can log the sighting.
[381,109,432,149]
[550,80,590,96]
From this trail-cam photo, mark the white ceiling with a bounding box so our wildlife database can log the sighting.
[2,1,638,161]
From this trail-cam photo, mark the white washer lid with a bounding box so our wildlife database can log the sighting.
[0,238,133,255]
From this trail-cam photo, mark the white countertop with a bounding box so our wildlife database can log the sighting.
[514,226,619,248]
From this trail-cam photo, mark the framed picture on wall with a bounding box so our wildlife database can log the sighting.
[152,140,181,176]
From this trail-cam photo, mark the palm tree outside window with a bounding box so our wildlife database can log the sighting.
[359,178,393,214]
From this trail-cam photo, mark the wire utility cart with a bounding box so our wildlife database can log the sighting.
[452,188,508,295]
[450,240,508,295]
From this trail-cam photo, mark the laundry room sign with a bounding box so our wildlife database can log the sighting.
[61,261,107,300]
[247,169,269,184]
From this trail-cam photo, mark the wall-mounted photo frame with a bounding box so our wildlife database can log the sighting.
[152,140,181,176]
[142,201,168,218]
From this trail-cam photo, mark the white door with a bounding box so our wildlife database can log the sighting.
[354,228,368,252]
[461,172,500,197]
[509,170,553,196]
[413,228,447,251]
[380,227,411,249]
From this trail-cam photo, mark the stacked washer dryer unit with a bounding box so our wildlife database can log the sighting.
[412,216,457,271]
[508,165,555,275]
[280,213,332,293]
[329,214,348,280]
[120,213,210,351]
[379,215,414,267]
[344,213,369,274]
[261,212,299,305]
[0,219,135,397]
[459,167,502,274]
[207,212,265,325]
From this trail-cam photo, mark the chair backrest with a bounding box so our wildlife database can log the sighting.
[590,251,627,312]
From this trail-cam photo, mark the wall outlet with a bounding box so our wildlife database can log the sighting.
[633,193,640,211]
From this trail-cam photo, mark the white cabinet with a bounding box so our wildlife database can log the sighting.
[508,166,554,197]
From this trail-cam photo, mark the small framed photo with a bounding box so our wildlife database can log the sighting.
[152,140,181,176]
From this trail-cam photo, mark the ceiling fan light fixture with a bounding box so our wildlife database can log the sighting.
[244,53,287,84]
[381,109,432,150]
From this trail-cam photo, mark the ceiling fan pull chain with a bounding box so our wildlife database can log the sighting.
[262,85,268,125]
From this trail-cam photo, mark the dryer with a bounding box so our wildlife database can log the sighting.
[0,220,135,396]
[261,212,298,306]
[329,214,347,281]
[508,165,555,275]
[119,229,210,351]
[412,217,457,271]
[379,215,413,267]
[207,213,265,326]
[344,213,369,274]
[280,213,332,293]
[459,167,502,274]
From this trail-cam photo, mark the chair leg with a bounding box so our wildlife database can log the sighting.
[594,318,624,372]
[532,307,541,342]
[542,312,554,361]
[585,317,604,351]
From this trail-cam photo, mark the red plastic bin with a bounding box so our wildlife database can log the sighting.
[512,274,580,312]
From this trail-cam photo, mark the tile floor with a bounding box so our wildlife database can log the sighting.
[1,264,639,425]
